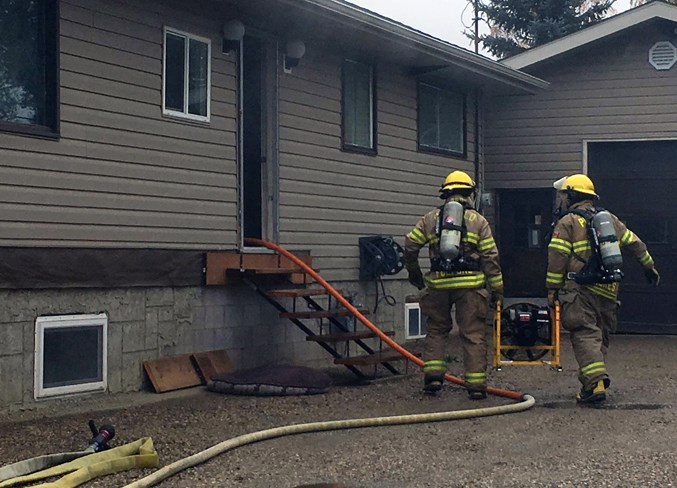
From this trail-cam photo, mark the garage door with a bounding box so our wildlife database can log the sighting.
[588,141,676,334]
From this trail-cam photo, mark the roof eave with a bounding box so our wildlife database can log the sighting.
[288,0,549,93]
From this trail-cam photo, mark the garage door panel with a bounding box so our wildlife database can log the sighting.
[589,140,676,334]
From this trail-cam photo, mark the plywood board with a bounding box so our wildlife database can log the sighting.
[192,350,234,382]
[143,354,203,393]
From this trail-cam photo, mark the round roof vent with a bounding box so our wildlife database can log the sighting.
[649,41,677,71]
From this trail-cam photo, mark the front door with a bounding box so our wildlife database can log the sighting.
[497,189,553,297]
[239,34,277,246]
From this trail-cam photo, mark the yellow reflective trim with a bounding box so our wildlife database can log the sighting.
[639,251,653,266]
[466,232,480,240]
[549,238,572,253]
[580,361,605,373]
[488,275,503,285]
[573,240,592,252]
[478,238,496,251]
[464,372,486,378]
[621,230,634,245]
[407,228,427,244]
[424,360,446,366]
[426,274,487,289]
[586,283,618,300]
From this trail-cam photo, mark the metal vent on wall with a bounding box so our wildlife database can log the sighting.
[649,41,677,71]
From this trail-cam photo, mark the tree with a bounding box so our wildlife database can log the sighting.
[473,0,616,59]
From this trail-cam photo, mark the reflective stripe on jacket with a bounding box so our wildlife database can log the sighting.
[404,198,503,291]
[546,201,654,301]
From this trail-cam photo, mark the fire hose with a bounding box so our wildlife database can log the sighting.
[121,238,535,488]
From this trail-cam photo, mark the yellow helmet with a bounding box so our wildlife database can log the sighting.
[553,174,598,198]
[440,170,476,192]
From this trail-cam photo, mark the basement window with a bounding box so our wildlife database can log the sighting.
[34,313,108,399]
[405,302,428,339]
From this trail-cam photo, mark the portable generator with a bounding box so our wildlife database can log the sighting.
[492,301,562,371]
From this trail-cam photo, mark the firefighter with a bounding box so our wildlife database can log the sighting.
[404,170,503,400]
[547,174,660,403]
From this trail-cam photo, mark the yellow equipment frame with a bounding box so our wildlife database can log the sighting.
[492,301,562,371]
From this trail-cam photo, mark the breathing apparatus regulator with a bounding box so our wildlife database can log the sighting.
[553,175,623,284]
[434,171,480,273]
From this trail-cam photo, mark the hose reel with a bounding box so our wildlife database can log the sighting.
[358,236,404,281]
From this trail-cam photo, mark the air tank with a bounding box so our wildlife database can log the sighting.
[592,211,622,271]
[439,201,464,260]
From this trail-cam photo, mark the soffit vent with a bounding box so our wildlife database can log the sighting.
[649,41,677,71]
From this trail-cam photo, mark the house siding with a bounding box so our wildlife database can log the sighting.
[278,49,478,282]
[485,24,677,189]
[0,0,238,249]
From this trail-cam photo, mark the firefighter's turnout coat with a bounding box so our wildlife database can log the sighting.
[546,201,654,301]
[403,199,503,292]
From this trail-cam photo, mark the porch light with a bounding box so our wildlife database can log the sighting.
[222,19,245,54]
[284,39,306,72]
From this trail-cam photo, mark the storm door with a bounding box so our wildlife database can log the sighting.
[239,34,278,247]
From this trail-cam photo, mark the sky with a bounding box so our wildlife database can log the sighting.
[346,0,635,57]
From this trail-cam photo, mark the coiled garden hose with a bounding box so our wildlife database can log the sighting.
[121,239,535,488]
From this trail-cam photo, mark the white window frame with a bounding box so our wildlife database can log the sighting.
[162,27,212,122]
[405,302,427,340]
[34,313,108,399]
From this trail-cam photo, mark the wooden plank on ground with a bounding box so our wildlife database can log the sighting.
[143,354,203,393]
[191,349,235,382]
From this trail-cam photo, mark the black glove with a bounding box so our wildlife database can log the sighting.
[644,267,660,287]
[408,268,425,290]
[547,289,558,308]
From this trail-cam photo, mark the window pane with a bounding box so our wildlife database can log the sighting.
[418,84,439,148]
[43,326,103,388]
[188,38,209,116]
[438,91,463,152]
[343,60,373,149]
[165,33,185,112]
[0,0,47,125]
[408,307,420,337]
[418,83,464,154]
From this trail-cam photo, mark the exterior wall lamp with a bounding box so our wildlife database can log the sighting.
[222,19,245,54]
[284,39,306,73]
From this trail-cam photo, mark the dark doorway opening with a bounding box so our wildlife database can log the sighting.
[497,189,553,297]
[242,35,264,241]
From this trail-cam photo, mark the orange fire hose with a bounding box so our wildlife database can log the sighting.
[245,238,525,401]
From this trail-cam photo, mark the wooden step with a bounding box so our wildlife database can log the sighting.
[334,350,406,366]
[280,309,369,319]
[266,287,340,298]
[245,267,305,275]
[306,330,395,343]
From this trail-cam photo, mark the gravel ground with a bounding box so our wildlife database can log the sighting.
[0,333,675,488]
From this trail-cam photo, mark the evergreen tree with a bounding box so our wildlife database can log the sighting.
[475,0,616,59]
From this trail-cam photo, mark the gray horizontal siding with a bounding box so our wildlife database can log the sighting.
[0,0,238,249]
[485,24,677,189]
[278,50,478,281]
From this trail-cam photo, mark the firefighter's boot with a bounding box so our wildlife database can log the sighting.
[423,375,443,393]
[576,379,608,404]
[468,389,487,400]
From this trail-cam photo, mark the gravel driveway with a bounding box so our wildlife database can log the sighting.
[0,334,675,487]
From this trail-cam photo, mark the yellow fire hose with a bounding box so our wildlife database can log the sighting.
[0,438,157,487]
[123,397,535,488]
